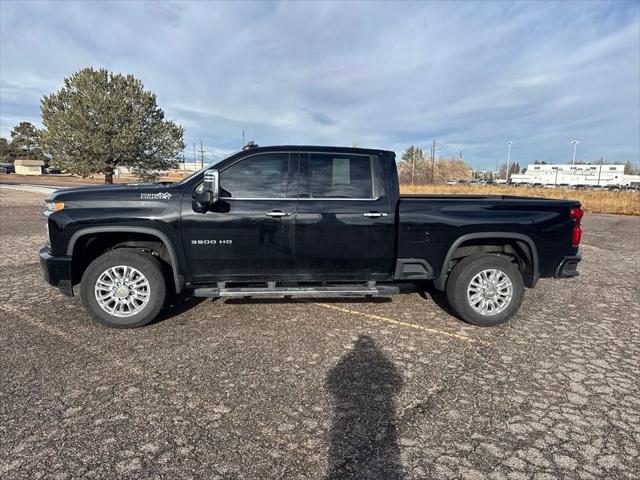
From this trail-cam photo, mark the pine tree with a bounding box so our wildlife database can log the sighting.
[0,137,14,162]
[9,122,43,159]
[40,68,185,183]
[398,146,427,184]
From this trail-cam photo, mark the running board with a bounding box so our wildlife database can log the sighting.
[193,285,400,298]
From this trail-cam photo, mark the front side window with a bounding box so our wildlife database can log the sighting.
[308,153,377,199]
[220,153,291,198]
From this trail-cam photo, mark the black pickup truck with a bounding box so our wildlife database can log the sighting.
[39,145,582,328]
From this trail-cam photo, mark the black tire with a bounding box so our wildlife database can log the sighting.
[80,249,166,328]
[445,254,524,327]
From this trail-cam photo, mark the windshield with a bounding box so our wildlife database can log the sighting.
[177,155,233,185]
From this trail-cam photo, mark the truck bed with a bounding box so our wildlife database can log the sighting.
[397,194,580,281]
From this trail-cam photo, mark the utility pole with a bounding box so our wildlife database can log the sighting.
[242,130,245,148]
[411,147,415,186]
[431,140,436,184]
[193,143,196,170]
[199,140,205,169]
[597,156,603,187]
[506,141,513,183]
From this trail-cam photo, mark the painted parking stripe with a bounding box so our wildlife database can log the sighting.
[315,303,476,343]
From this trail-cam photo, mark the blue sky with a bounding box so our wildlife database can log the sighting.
[1,0,639,169]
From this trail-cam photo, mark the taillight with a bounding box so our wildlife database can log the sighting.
[570,207,584,246]
[571,225,582,246]
[570,208,584,222]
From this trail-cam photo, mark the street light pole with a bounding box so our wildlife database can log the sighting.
[570,140,580,186]
[430,141,450,183]
[506,141,513,183]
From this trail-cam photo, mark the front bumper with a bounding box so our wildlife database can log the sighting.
[38,246,74,296]
[554,254,581,278]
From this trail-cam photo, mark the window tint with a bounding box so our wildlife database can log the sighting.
[220,153,290,198]
[308,153,374,199]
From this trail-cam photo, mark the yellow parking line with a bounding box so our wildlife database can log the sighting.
[315,303,475,343]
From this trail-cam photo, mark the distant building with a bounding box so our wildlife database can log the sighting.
[510,164,640,187]
[14,159,44,175]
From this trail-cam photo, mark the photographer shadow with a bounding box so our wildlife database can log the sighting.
[326,335,404,480]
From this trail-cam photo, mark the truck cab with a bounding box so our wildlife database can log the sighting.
[182,146,398,284]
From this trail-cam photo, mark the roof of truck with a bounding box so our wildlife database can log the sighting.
[239,145,395,156]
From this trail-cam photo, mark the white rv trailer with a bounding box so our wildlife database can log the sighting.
[510,164,640,187]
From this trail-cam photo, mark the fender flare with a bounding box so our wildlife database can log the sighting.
[66,226,183,293]
[434,232,539,290]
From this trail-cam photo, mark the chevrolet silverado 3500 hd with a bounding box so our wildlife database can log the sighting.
[39,145,582,328]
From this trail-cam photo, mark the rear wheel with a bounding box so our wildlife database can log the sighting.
[80,249,166,328]
[445,254,524,327]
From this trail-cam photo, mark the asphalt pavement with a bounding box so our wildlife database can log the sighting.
[1,189,639,479]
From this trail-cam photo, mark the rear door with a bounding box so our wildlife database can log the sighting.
[295,151,395,280]
[182,151,298,281]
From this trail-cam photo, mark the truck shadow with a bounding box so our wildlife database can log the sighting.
[326,335,404,480]
[415,281,458,317]
[153,282,456,324]
[152,294,209,325]
[223,281,457,316]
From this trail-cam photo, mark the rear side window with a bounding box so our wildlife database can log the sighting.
[307,153,378,199]
[220,153,292,198]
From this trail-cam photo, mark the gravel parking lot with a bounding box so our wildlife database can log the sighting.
[1,189,639,480]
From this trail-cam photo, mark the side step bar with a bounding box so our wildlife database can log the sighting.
[193,284,400,298]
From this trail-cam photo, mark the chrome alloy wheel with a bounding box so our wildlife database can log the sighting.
[94,265,151,317]
[467,268,513,316]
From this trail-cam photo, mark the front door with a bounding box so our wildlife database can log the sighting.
[182,151,298,282]
[295,151,395,280]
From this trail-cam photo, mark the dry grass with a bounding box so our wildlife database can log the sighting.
[400,184,640,216]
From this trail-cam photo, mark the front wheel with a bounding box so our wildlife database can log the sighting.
[445,254,524,327]
[80,249,166,328]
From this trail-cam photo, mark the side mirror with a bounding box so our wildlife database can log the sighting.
[203,169,220,204]
[192,169,220,212]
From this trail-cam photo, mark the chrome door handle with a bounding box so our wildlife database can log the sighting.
[266,210,292,218]
[363,212,388,218]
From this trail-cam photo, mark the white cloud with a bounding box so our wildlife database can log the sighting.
[1,0,638,168]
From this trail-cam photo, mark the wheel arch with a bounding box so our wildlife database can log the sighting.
[434,232,539,290]
[66,226,183,293]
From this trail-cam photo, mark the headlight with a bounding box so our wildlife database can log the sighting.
[46,201,64,212]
